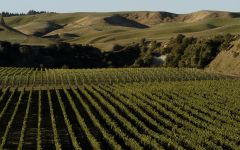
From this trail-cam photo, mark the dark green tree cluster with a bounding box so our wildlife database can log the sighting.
[27,10,51,15]
[0,41,147,68]
[1,10,55,17]
[1,12,26,17]
[104,43,141,67]
[0,41,105,68]
[163,34,234,68]
[133,39,161,67]
[108,38,162,68]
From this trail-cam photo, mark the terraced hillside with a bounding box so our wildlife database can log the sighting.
[0,67,240,149]
[3,10,240,50]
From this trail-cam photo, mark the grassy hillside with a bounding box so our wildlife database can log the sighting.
[0,22,54,46]
[207,38,240,76]
[2,10,240,50]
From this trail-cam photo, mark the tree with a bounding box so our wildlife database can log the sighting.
[0,14,5,25]
[175,34,185,43]
[112,44,124,51]
[19,46,30,55]
[140,38,146,46]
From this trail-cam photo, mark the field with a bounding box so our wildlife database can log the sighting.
[0,67,240,149]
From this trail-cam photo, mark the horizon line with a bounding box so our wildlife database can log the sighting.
[1,9,240,15]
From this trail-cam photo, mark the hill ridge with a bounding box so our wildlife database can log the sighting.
[2,10,240,50]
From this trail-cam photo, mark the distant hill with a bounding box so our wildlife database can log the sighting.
[2,10,240,50]
[0,15,27,42]
[0,16,54,46]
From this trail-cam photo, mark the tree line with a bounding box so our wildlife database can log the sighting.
[0,33,235,68]
[1,10,56,17]
[0,42,103,68]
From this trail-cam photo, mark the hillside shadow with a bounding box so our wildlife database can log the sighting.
[104,15,149,29]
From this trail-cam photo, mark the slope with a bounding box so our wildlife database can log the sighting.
[2,10,240,50]
[0,16,55,46]
[207,37,240,76]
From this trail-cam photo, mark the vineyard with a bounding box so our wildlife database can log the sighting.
[0,67,234,88]
[0,67,240,149]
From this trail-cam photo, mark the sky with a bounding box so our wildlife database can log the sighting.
[0,0,240,14]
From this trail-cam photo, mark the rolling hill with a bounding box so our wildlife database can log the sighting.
[1,10,240,50]
[0,16,54,46]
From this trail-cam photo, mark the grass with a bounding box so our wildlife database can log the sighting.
[2,11,240,50]
[0,23,55,46]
